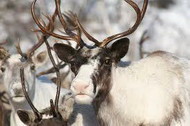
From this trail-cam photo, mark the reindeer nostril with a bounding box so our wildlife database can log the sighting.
[14,88,22,95]
[84,85,89,89]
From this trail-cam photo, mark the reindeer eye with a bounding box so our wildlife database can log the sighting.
[105,59,111,65]
[30,64,35,71]
[1,67,5,72]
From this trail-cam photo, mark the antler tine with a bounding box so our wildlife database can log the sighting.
[140,0,149,20]
[63,12,86,48]
[27,0,58,58]
[15,41,27,59]
[31,0,72,41]
[75,17,101,46]
[63,10,101,46]
[44,38,62,117]
[139,30,149,58]
[20,68,42,121]
[55,0,84,46]
[63,12,77,30]
[100,0,148,47]
[55,0,73,36]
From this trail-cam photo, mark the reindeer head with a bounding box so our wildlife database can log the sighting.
[1,54,35,103]
[0,43,47,103]
[54,38,130,104]
[31,0,148,104]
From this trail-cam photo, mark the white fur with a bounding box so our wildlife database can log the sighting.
[69,61,99,125]
[71,51,190,125]
[35,47,74,89]
[71,62,99,104]
[1,54,99,126]
[68,104,99,126]
[1,54,69,126]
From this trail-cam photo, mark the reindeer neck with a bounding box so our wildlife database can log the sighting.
[92,65,131,126]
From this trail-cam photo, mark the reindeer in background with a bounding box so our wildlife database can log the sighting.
[0,44,71,126]
[32,0,190,125]
[17,67,74,126]
[0,9,71,125]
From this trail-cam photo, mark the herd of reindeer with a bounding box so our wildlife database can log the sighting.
[1,0,190,126]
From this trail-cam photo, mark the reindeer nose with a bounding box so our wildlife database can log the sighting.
[13,88,22,95]
[12,83,28,94]
[71,83,90,92]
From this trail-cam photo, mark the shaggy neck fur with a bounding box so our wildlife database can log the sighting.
[93,52,190,126]
[91,61,115,126]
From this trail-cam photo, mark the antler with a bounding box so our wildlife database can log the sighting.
[20,68,42,121]
[74,15,101,46]
[31,0,148,48]
[76,0,148,47]
[31,0,70,117]
[15,8,57,59]
[31,0,84,47]
[100,0,148,47]
[27,0,58,59]
[139,30,149,58]
[15,42,27,59]
[44,37,62,117]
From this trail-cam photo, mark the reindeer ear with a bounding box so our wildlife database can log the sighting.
[35,51,47,63]
[32,51,48,68]
[110,38,130,62]
[53,43,76,63]
[17,109,35,125]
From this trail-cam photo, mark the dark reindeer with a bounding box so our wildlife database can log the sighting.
[31,0,190,126]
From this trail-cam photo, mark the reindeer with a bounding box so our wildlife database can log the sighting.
[0,45,71,126]
[32,0,190,125]
[17,67,74,126]
[0,1,73,125]
[0,12,72,125]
